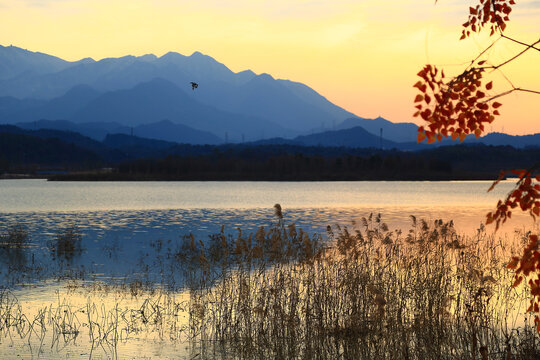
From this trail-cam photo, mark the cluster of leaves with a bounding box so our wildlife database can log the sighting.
[507,233,540,332]
[489,168,540,329]
[414,64,500,143]
[487,169,540,229]
[421,0,540,332]
[461,0,515,39]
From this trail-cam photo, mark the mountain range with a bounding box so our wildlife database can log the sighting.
[0,44,353,140]
[1,44,538,150]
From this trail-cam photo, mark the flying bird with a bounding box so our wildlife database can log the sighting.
[190,82,198,91]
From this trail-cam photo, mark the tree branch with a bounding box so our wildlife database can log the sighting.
[482,87,540,103]
[466,37,501,71]
[490,38,540,70]
[502,35,540,52]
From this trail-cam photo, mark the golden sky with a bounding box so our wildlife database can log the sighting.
[0,0,538,134]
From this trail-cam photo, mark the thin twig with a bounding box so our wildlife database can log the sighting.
[502,35,540,52]
[466,37,502,71]
[490,38,540,70]
[482,87,540,103]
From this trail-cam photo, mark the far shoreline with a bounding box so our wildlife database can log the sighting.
[41,171,502,182]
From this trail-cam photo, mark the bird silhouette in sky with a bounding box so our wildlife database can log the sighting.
[190,82,198,91]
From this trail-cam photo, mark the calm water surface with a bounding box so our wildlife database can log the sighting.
[0,179,532,234]
[0,179,533,282]
[0,179,521,211]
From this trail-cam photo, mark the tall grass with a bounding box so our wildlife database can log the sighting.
[177,207,540,359]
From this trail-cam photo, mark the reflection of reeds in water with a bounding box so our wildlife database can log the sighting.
[50,225,83,261]
[0,284,192,359]
[177,210,540,360]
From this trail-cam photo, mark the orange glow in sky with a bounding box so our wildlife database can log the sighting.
[0,0,538,134]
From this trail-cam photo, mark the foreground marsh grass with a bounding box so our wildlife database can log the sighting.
[178,211,540,359]
[0,210,539,359]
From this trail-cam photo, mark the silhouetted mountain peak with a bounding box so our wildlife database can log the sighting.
[75,57,95,64]
[189,51,221,65]
[234,69,256,84]
[138,54,158,62]
[160,51,187,61]
[118,55,136,61]
[237,69,255,76]
[0,44,72,80]
[337,117,419,143]
[190,51,205,57]
[258,73,275,81]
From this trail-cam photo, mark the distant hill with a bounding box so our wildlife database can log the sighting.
[6,85,102,123]
[67,78,289,140]
[3,121,540,181]
[0,124,218,164]
[0,125,126,162]
[132,120,221,145]
[335,117,540,149]
[15,119,221,144]
[103,133,177,150]
[0,132,102,170]
[0,96,45,118]
[16,119,129,141]
[294,126,398,148]
[469,132,540,148]
[336,117,419,143]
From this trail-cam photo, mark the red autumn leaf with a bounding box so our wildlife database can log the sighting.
[507,258,520,269]
[474,128,482,138]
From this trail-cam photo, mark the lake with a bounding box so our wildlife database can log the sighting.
[0,179,534,282]
[0,179,537,359]
[0,179,533,238]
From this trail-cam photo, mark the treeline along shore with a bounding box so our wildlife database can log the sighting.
[48,144,539,181]
[1,126,539,181]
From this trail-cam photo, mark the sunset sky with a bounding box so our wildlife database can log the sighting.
[0,0,538,135]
